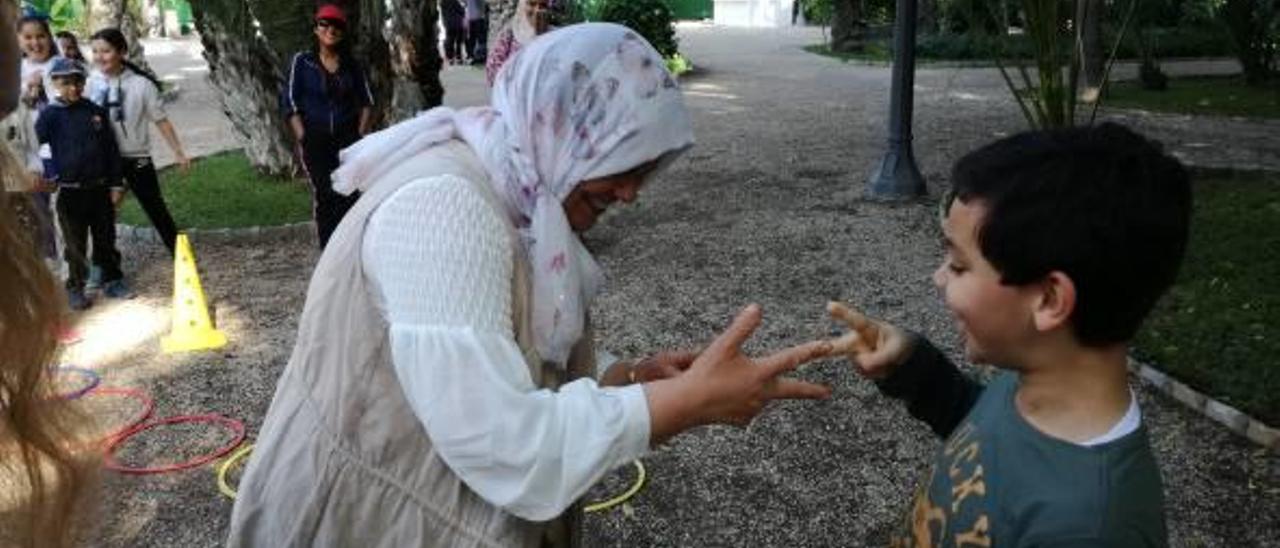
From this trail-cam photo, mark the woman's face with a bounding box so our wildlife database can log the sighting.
[562,160,659,232]
[314,19,346,49]
[92,39,124,73]
[19,21,53,61]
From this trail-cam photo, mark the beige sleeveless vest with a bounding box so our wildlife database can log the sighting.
[227,141,595,547]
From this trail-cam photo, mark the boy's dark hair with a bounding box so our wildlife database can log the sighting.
[947,122,1191,346]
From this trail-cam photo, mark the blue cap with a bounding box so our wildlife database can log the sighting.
[48,58,86,79]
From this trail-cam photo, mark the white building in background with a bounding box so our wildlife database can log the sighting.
[712,0,799,27]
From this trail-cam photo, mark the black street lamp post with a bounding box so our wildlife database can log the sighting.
[867,0,926,200]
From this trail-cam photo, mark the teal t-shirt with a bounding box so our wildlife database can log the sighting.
[879,339,1167,547]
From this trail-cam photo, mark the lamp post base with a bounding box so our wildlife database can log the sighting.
[867,142,926,200]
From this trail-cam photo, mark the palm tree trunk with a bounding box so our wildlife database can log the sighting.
[831,0,866,53]
[189,0,295,175]
[387,0,444,119]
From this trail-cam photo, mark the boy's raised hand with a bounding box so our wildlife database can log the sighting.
[826,301,912,380]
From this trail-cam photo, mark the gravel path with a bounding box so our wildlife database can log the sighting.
[69,26,1280,547]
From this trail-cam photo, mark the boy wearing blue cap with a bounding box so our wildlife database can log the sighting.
[36,57,131,310]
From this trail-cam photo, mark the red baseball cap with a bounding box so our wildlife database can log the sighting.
[315,4,347,24]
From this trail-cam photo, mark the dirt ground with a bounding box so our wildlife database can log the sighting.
[64,26,1280,547]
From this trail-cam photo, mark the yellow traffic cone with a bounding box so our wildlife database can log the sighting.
[162,234,227,353]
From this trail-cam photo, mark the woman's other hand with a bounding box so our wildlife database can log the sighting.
[645,305,832,445]
[600,351,699,387]
[826,301,912,380]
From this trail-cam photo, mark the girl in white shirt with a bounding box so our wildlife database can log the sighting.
[88,28,189,255]
[15,11,61,262]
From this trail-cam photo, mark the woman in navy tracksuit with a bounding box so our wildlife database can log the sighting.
[285,3,373,248]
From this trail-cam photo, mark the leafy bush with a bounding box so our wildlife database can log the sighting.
[907,26,1234,60]
[1221,0,1279,85]
[597,0,679,57]
[799,0,834,25]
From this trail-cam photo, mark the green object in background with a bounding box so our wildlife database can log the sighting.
[27,0,85,32]
[117,151,313,229]
[664,0,712,20]
[573,0,711,21]
[161,0,194,26]
[1106,76,1280,119]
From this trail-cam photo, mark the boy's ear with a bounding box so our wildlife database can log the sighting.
[1032,271,1076,333]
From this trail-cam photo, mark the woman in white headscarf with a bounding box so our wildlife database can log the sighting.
[227,23,832,547]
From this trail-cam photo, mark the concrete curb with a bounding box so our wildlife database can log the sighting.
[1130,357,1280,453]
[116,221,315,246]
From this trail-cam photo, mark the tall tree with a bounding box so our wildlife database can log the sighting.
[189,0,296,175]
[831,0,867,53]
[1078,0,1106,99]
[385,0,444,117]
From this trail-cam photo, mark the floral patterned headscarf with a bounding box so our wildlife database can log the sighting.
[333,23,694,366]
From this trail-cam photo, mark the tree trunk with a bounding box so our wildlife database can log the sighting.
[387,0,444,119]
[346,0,395,126]
[831,0,866,53]
[919,0,938,35]
[1079,0,1105,97]
[189,0,296,176]
[1223,0,1276,86]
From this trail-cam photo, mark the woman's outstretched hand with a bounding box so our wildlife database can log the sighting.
[645,304,832,445]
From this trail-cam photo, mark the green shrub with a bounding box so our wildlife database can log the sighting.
[906,26,1233,61]
[799,0,834,25]
[597,0,679,57]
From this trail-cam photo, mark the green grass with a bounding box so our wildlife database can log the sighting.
[1105,76,1280,119]
[803,43,896,64]
[1133,173,1280,424]
[118,151,312,229]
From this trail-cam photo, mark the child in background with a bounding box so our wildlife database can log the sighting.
[828,123,1188,547]
[15,8,62,266]
[55,30,85,63]
[88,27,189,255]
[36,59,131,310]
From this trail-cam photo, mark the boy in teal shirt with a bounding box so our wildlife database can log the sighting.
[828,123,1187,546]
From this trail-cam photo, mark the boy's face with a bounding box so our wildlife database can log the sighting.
[54,77,84,102]
[932,199,1040,366]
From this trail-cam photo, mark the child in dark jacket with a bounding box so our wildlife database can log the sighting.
[36,58,131,310]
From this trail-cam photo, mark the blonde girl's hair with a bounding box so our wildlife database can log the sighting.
[0,136,98,547]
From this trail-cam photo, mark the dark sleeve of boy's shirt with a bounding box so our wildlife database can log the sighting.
[34,105,52,144]
[33,107,59,181]
[875,335,985,438]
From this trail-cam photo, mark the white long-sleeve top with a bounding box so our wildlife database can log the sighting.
[361,174,651,521]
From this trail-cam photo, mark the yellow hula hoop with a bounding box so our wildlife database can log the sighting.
[583,460,646,513]
[215,445,643,509]
[216,443,255,500]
